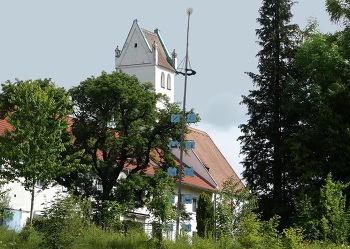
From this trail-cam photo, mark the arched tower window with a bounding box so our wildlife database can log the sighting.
[161,72,165,88]
[167,74,171,90]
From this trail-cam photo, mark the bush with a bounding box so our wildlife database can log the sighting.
[283,227,304,249]
[36,193,92,249]
[196,192,214,238]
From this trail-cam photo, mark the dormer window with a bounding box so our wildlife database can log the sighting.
[161,72,165,88]
[167,74,171,90]
[134,43,137,48]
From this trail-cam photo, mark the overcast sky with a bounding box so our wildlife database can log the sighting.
[0,1,339,178]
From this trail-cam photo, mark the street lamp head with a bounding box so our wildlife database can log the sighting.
[187,8,193,16]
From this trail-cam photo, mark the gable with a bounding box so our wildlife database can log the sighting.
[171,148,217,188]
[142,28,175,72]
[116,20,175,72]
[118,25,153,66]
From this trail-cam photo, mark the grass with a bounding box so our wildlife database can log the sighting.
[0,225,349,249]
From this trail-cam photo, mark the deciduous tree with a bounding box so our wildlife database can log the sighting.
[60,71,195,222]
[0,79,75,224]
[215,176,256,238]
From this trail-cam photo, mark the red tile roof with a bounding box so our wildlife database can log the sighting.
[0,118,11,134]
[142,28,175,72]
[0,117,240,192]
[126,162,216,192]
[186,127,243,190]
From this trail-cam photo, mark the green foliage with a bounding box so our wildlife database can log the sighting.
[147,170,176,222]
[238,0,300,227]
[64,71,195,222]
[294,173,350,244]
[122,220,144,234]
[0,181,10,221]
[0,226,43,249]
[146,169,176,241]
[289,30,350,198]
[115,173,151,211]
[326,0,350,24]
[261,215,283,248]
[236,212,264,248]
[286,14,350,227]
[319,173,350,244]
[236,213,283,249]
[0,79,77,224]
[215,176,257,238]
[196,192,214,238]
[71,226,150,249]
[293,195,321,241]
[283,227,304,249]
[2,223,350,248]
[101,200,123,231]
[36,193,92,249]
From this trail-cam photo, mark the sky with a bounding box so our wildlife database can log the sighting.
[0,1,339,178]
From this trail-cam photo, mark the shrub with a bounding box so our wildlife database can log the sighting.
[196,192,214,238]
[36,193,92,249]
[283,227,304,249]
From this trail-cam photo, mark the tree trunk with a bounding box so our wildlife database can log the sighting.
[29,183,35,226]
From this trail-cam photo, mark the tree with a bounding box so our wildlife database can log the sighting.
[196,192,214,238]
[294,173,350,244]
[326,0,350,24]
[37,193,92,249]
[60,71,195,222]
[0,79,75,224]
[0,180,10,221]
[238,0,299,227]
[286,26,350,200]
[146,170,176,241]
[215,176,256,238]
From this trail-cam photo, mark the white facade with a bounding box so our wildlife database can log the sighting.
[115,20,218,239]
[129,184,215,240]
[115,19,176,106]
[0,20,220,238]
[1,180,65,232]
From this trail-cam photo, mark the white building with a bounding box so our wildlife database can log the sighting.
[114,20,242,239]
[0,19,242,237]
[115,19,177,106]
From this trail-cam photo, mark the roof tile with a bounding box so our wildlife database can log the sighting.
[142,28,175,72]
[186,127,243,189]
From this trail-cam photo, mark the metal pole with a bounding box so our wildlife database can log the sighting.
[176,7,193,239]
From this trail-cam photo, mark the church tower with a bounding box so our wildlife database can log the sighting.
[115,19,177,104]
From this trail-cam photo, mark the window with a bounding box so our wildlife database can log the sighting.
[161,72,165,88]
[192,197,197,212]
[36,179,45,188]
[167,74,171,90]
[164,224,174,239]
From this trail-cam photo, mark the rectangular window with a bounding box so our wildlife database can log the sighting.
[36,179,45,188]
[192,198,197,212]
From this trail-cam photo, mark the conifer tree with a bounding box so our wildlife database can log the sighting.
[196,192,214,238]
[238,0,299,226]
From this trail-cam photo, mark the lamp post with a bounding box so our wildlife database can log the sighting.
[176,7,193,239]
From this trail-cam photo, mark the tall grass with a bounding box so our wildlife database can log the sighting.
[0,225,349,249]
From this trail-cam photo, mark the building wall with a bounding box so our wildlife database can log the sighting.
[131,183,214,240]
[1,179,65,231]
[117,60,174,104]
